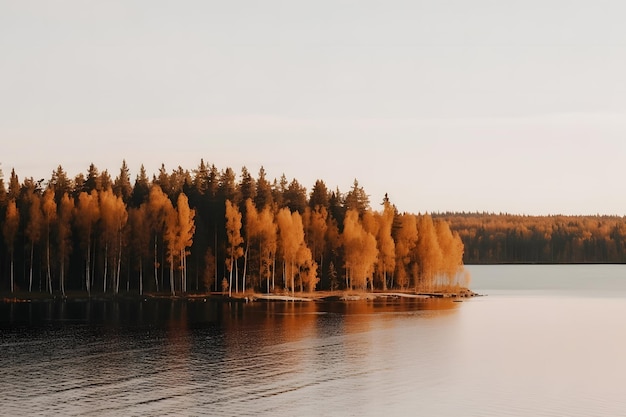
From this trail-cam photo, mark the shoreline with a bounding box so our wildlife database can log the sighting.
[1,288,480,304]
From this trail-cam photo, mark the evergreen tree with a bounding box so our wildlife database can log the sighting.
[309,179,330,210]
[84,163,100,192]
[49,165,72,202]
[131,165,150,207]
[284,178,307,213]
[113,160,133,204]
[254,166,273,210]
[344,179,369,214]
[7,168,20,201]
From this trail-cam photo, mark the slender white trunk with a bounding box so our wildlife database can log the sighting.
[29,242,34,293]
[46,237,52,294]
[180,249,184,293]
[242,244,248,293]
[86,236,91,296]
[10,255,14,293]
[235,258,239,294]
[170,254,175,296]
[291,260,295,297]
[60,259,65,297]
[116,229,123,294]
[116,244,122,294]
[154,234,159,292]
[103,243,108,293]
[139,260,143,295]
[214,232,218,292]
[229,254,234,297]
[272,256,275,291]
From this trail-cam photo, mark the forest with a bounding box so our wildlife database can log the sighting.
[435,212,626,264]
[0,161,468,296]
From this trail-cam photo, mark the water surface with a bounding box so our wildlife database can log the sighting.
[2,265,626,416]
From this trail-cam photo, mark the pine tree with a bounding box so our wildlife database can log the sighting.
[113,160,133,204]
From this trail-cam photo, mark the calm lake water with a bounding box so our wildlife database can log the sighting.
[2,265,626,416]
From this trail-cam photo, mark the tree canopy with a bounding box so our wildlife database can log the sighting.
[0,161,468,295]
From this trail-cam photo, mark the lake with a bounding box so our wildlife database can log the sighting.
[2,264,626,416]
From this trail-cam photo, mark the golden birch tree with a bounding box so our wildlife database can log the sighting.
[342,209,378,290]
[258,205,277,292]
[393,214,418,290]
[175,193,195,293]
[75,190,100,295]
[99,188,128,294]
[41,189,57,294]
[415,214,443,291]
[225,199,243,296]
[57,193,74,297]
[24,191,42,292]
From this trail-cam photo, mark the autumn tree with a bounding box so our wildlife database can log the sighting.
[276,208,317,294]
[41,189,57,294]
[303,206,328,282]
[258,205,277,292]
[128,204,150,294]
[75,190,100,295]
[174,193,195,293]
[434,220,465,289]
[99,188,128,293]
[146,185,175,292]
[3,199,20,292]
[342,209,378,290]
[415,214,443,291]
[24,191,42,292]
[374,198,396,290]
[57,193,74,297]
[225,199,243,296]
[393,214,418,290]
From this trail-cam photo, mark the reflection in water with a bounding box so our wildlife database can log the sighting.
[8,281,626,417]
[0,298,460,416]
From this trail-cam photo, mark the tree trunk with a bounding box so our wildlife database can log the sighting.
[214,232,218,292]
[291,260,295,297]
[46,236,53,295]
[86,236,91,296]
[10,253,14,293]
[153,235,159,292]
[29,242,34,293]
[242,244,248,293]
[139,260,143,295]
[116,230,122,294]
[235,258,239,294]
[180,249,185,293]
[170,254,175,296]
[103,243,108,293]
[60,259,66,297]
[229,254,234,297]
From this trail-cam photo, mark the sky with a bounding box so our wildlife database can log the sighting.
[2,0,626,216]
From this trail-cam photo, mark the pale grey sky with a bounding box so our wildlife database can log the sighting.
[2,0,626,215]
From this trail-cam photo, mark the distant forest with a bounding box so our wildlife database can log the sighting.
[434,212,626,264]
[0,161,467,295]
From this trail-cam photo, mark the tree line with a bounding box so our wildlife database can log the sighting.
[0,161,468,295]
[435,212,626,264]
